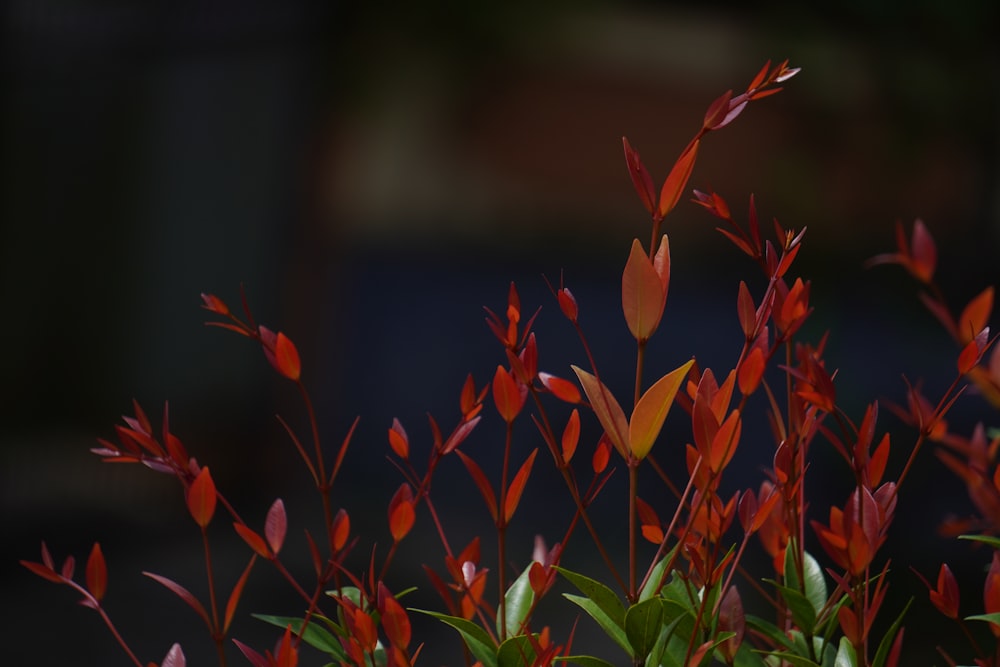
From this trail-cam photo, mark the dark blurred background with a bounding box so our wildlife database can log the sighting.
[3,0,999,664]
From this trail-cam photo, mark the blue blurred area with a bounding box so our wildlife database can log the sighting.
[3,1,999,664]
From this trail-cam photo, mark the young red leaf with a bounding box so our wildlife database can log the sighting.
[388,484,416,542]
[622,136,658,218]
[657,139,700,220]
[143,572,212,628]
[929,563,959,619]
[629,359,695,460]
[455,449,498,521]
[233,640,269,667]
[636,496,664,544]
[378,582,412,649]
[60,555,75,581]
[708,410,742,473]
[538,372,582,403]
[441,415,481,454]
[186,466,217,529]
[738,346,765,396]
[958,287,994,344]
[85,543,107,602]
[234,523,271,558]
[459,373,483,420]
[504,449,538,523]
[388,418,409,459]
[557,287,578,322]
[493,365,527,423]
[331,508,351,552]
[275,625,299,667]
[572,366,629,458]
[592,435,611,474]
[224,556,256,633]
[265,499,287,555]
[622,238,665,342]
[737,281,756,339]
[160,643,186,667]
[910,219,937,282]
[21,559,64,585]
[652,234,671,299]
[703,89,734,130]
[561,409,581,463]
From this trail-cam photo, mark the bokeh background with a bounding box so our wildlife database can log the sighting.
[3,1,999,664]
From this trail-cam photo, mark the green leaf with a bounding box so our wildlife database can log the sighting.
[772,582,817,633]
[645,615,682,667]
[959,534,1000,549]
[834,636,857,667]
[759,652,821,667]
[625,598,664,659]
[497,635,537,667]
[499,563,536,639]
[252,614,343,655]
[965,612,1000,627]
[872,598,911,667]
[564,593,631,654]
[745,614,795,652]
[555,656,617,667]
[555,567,626,627]
[732,641,769,667]
[411,609,498,667]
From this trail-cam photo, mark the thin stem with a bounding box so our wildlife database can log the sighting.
[201,527,225,667]
[628,462,639,602]
[497,420,513,639]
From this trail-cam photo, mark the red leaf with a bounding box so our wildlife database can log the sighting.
[224,556,257,633]
[265,499,287,555]
[737,281,756,339]
[388,484,416,542]
[738,347,765,396]
[331,508,351,552]
[200,293,230,316]
[504,449,538,523]
[538,372,581,403]
[657,139,699,220]
[561,409,580,463]
[460,373,483,420]
[572,366,629,458]
[622,136,657,217]
[929,563,959,619]
[592,435,611,474]
[144,572,212,628]
[703,89,734,130]
[629,359,695,460]
[910,219,937,282]
[622,238,665,342]
[455,450,498,521]
[441,416,481,454]
[85,543,107,602]
[186,466,217,528]
[378,582,412,649]
[275,625,299,667]
[274,332,301,380]
[21,559,64,584]
[493,365,527,423]
[233,640,269,667]
[708,410,742,473]
[958,287,993,344]
[557,287,578,322]
[234,523,271,558]
[717,586,745,663]
[61,555,75,580]
[160,644,186,667]
[388,418,409,459]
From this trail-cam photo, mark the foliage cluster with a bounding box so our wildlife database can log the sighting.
[22,60,1000,667]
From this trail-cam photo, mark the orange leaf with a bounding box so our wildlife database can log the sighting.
[85,542,107,602]
[737,281,756,339]
[388,418,409,459]
[738,347,765,396]
[504,449,538,523]
[708,410,742,473]
[657,139,700,219]
[224,556,257,633]
[538,372,582,403]
[274,332,301,380]
[622,238,665,342]
[572,366,629,458]
[561,409,580,463]
[492,365,526,423]
[628,359,695,460]
[378,582,412,649]
[388,484,415,542]
[331,508,350,551]
[958,287,993,343]
[455,450,498,521]
[909,219,937,283]
[234,523,271,558]
[623,136,657,218]
[187,467,217,529]
[652,234,671,301]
